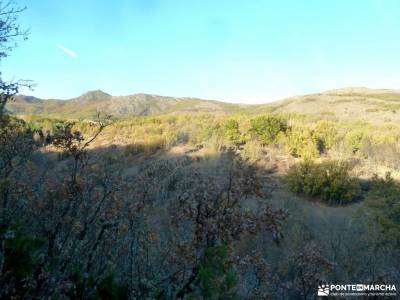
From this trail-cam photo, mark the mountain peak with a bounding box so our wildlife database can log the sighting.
[72,90,112,104]
[80,90,111,98]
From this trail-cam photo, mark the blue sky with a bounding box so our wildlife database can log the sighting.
[2,0,400,103]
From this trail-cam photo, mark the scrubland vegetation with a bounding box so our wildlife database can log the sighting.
[1,2,400,299]
[43,112,400,179]
[286,160,360,205]
[2,107,399,299]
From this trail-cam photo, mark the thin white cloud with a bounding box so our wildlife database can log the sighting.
[57,44,78,58]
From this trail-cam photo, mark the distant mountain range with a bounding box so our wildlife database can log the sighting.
[8,90,247,119]
[7,87,400,123]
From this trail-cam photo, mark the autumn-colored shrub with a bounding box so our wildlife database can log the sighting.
[313,120,338,153]
[285,127,319,159]
[345,129,364,154]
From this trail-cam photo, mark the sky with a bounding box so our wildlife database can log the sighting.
[1,0,400,103]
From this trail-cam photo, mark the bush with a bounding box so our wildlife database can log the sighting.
[285,127,319,159]
[0,226,45,297]
[345,129,364,154]
[313,120,338,153]
[250,115,287,145]
[223,119,243,145]
[286,160,360,205]
[187,245,238,299]
[364,173,400,248]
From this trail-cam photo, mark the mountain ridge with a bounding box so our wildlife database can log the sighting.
[6,87,400,123]
[8,89,249,119]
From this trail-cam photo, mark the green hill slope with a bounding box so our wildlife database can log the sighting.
[254,87,400,123]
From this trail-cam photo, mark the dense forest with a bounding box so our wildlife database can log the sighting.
[1,1,399,299]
